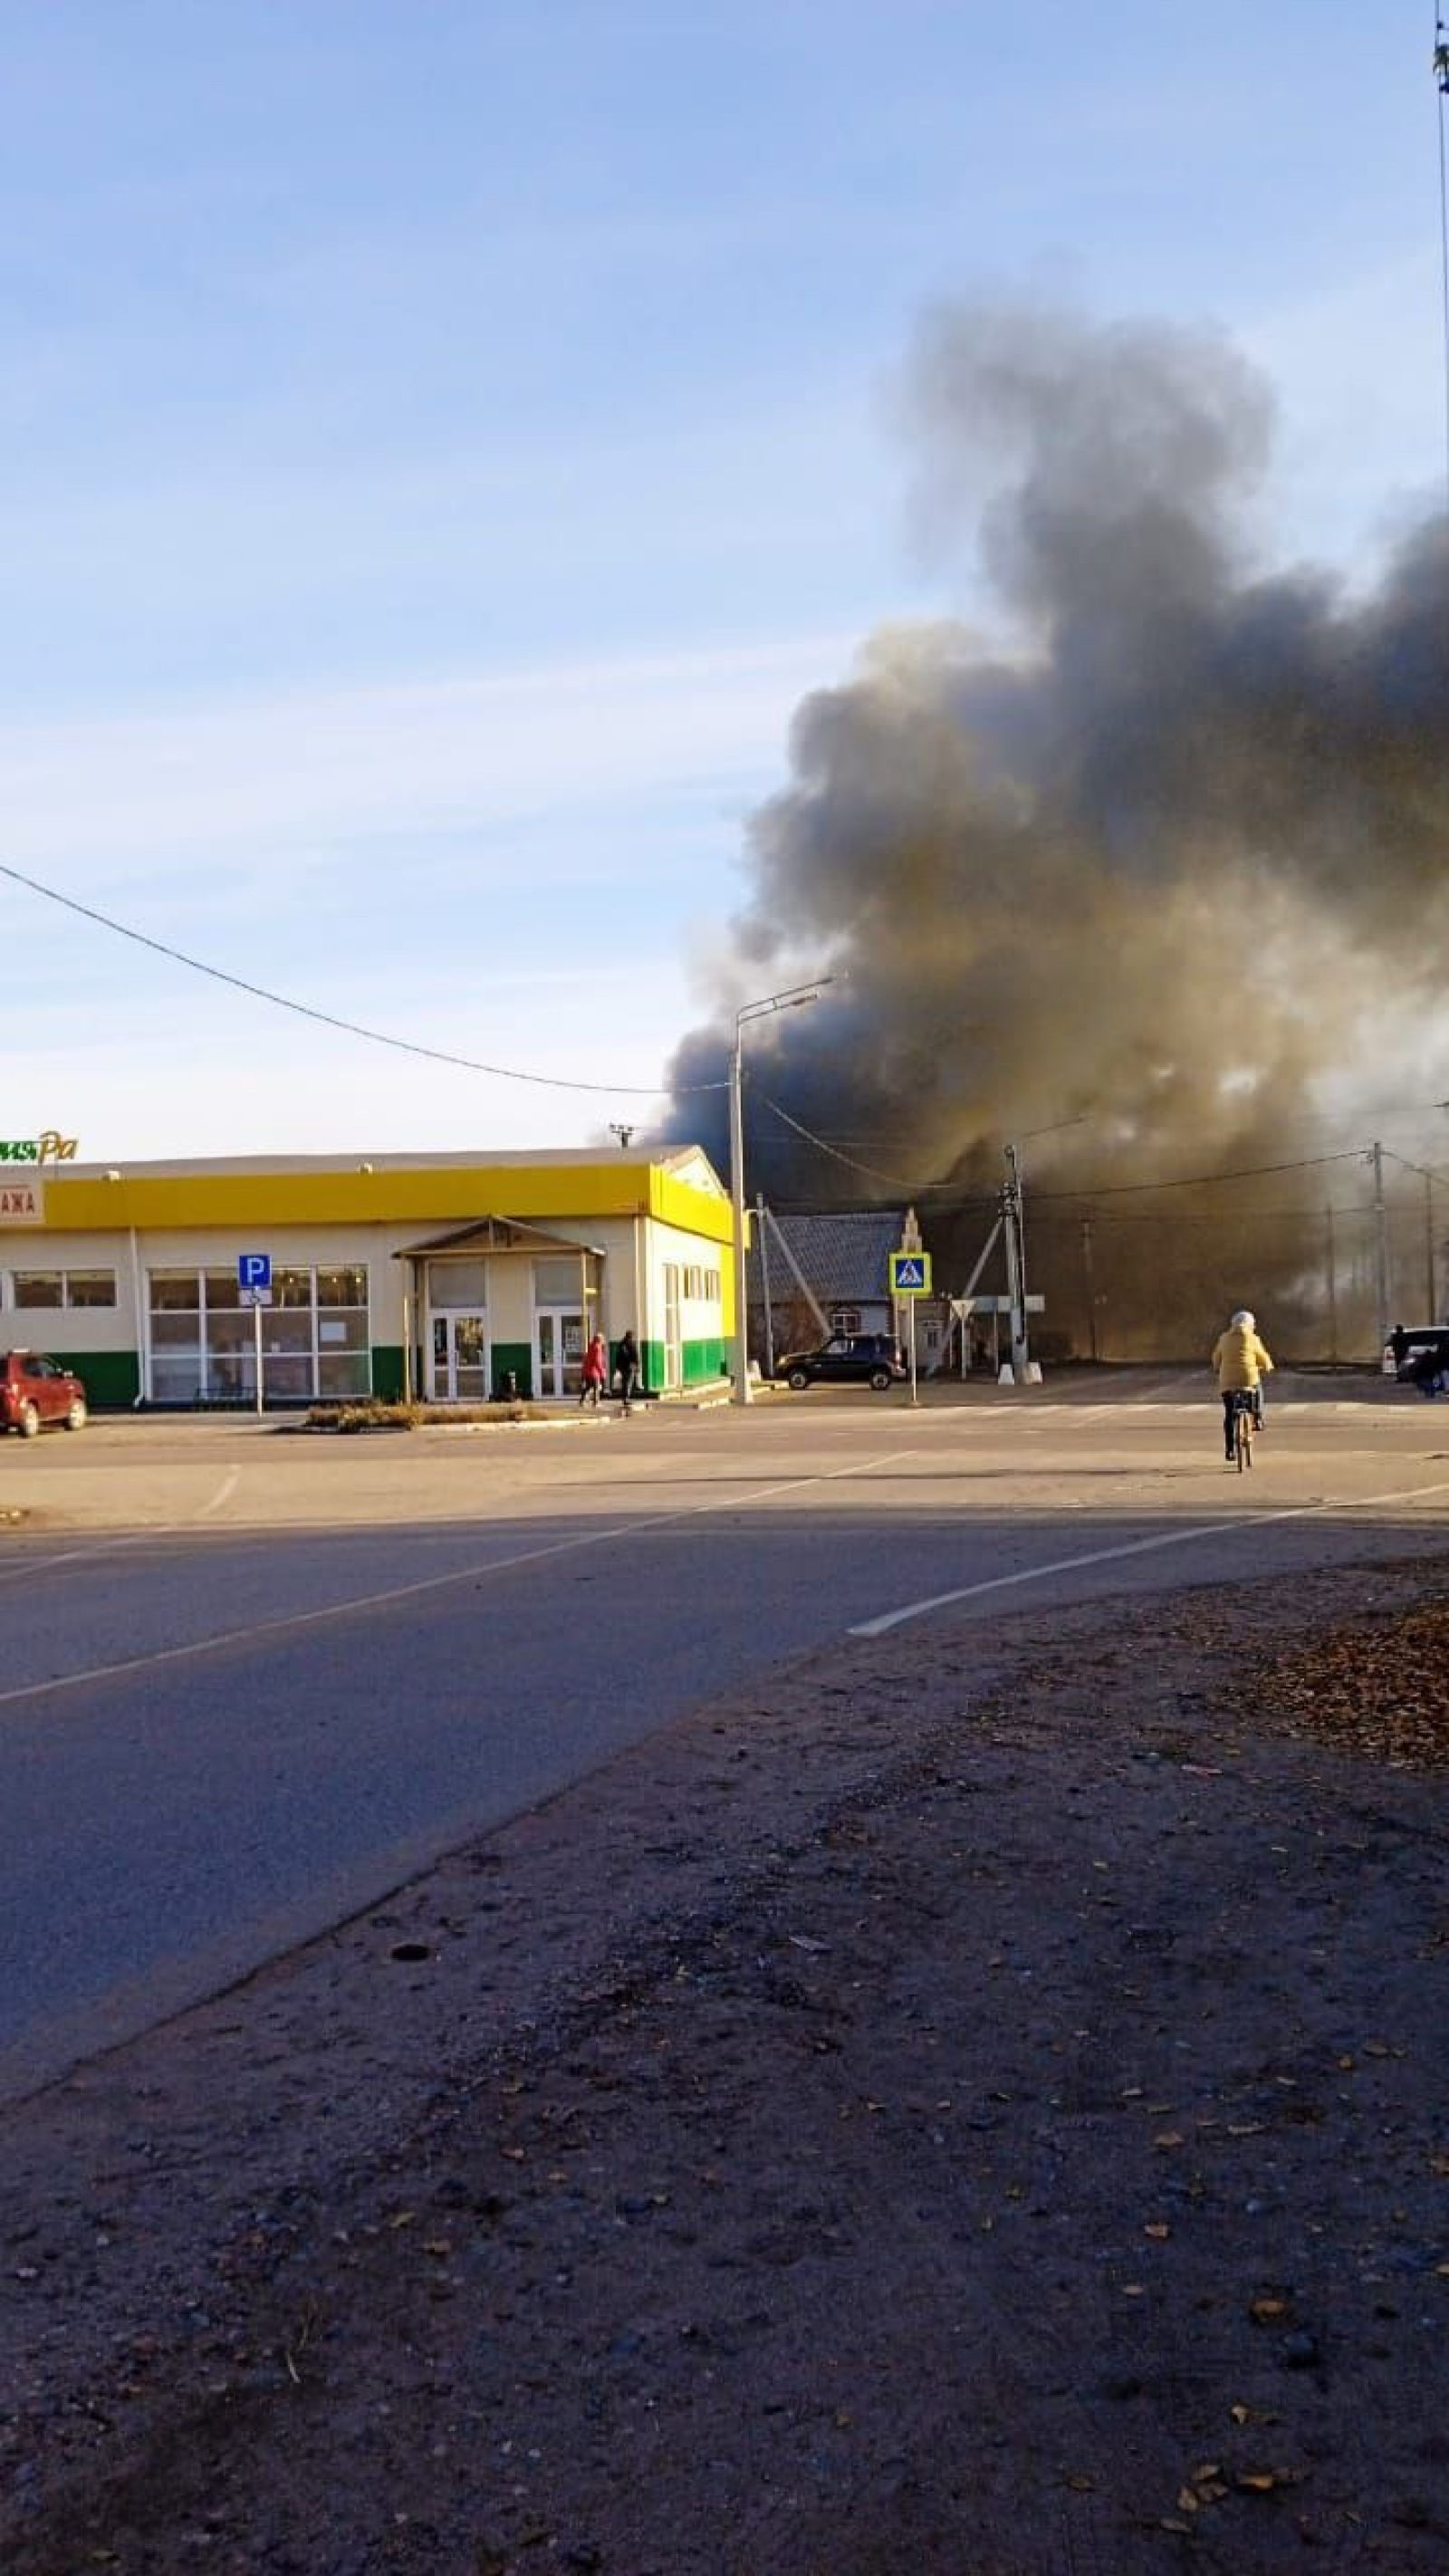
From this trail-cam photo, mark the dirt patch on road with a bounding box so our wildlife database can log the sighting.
[4,1554,1449,2573]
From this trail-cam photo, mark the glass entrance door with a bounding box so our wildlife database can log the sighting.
[536,1308,585,1399]
[431,1312,489,1400]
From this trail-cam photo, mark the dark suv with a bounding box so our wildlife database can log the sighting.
[1,1350,88,1437]
[1385,1324,1449,1396]
[775,1332,907,1392]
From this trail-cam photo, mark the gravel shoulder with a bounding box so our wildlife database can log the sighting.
[4,1552,1449,2574]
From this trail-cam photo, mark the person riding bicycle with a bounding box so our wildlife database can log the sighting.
[1211,1310,1274,1462]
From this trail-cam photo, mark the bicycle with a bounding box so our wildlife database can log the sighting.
[1228,1388,1255,1473]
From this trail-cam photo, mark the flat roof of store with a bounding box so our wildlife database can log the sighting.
[50,1145,714,1183]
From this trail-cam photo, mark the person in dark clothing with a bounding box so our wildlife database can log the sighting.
[1409,1347,1447,1399]
[616,1329,640,1415]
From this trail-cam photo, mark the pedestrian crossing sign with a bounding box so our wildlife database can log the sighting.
[889,1250,932,1296]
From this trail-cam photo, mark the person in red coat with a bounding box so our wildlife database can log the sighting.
[580,1331,609,1406]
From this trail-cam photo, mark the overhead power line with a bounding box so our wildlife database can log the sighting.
[753,1090,969,1197]
[751,1097,1394,1209]
[1385,1144,1449,1186]
[1028,1149,1367,1202]
[0,858,726,1098]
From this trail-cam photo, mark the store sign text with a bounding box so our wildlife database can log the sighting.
[0,1182,44,1225]
[0,1132,78,1164]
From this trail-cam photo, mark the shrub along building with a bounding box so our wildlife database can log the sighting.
[0,1147,733,1408]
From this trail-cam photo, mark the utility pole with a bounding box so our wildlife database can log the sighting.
[729,980,830,1405]
[1080,1216,1099,1363]
[1324,1203,1339,1369]
[756,1192,775,1380]
[1371,1140,1390,1354]
[1426,1173,1439,1322]
[1003,1144,1030,1379]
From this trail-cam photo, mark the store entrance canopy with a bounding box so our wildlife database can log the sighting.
[393,1216,606,1262]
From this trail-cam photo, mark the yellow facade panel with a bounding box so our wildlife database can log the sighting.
[648,1168,734,1248]
[34,1161,670,1235]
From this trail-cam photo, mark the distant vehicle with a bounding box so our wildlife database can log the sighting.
[776,1332,907,1392]
[1384,1325,1449,1397]
[0,1350,88,1437]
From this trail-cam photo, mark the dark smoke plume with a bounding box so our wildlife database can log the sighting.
[663,306,1449,1354]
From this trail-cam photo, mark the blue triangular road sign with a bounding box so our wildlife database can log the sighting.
[893,1256,926,1288]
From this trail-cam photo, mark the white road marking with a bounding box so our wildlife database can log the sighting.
[846,1475,1449,1637]
[0,1445,923,1716]
[0,1467,245,1581]
[0,1530,178,1590]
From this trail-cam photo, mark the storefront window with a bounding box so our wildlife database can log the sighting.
[146,1265,371,1402]
[5,1270,117,1310]
[66,1272,117,1309]
[150,1272,200,1312]
[12,1274,63,1309]
[318,1350,368,1397]
[318,1264,368,1309]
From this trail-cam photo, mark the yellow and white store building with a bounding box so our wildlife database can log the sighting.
[0,1146,734,1408]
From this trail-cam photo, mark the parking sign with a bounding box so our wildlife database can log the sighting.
[238,1253,272,1293]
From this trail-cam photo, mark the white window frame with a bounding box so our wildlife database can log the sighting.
[2,1267,119,1312]
[144,1264,371,1401]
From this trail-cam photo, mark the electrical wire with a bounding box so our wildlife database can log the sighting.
[753,1091,1375,1207]
[1385,1144,1449,1186]
[0,858,727,1098]
[753,1090,965,1197]
[1027,1149,1369,1202]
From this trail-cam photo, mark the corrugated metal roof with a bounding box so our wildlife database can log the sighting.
[747,1209,906,1302]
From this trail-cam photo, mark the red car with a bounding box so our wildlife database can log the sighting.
[1,1350,88,1437]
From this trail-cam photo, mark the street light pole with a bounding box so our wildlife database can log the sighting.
[1370,1140,1389,1354]
[729,979,831,1406]
[1000,1115,1088,1385]
[729,1021,749,1404]
[1003,1142,1030,1379]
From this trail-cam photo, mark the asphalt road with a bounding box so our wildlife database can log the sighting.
[2,1371,1446,2103]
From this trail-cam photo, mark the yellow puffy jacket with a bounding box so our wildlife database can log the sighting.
[1212,1323,1274,1391]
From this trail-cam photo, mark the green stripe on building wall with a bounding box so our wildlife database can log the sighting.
[370,1344,407,1401]
[642,1337,729,1393]
[683,1336,727,1386]
[52,1350,140,1408]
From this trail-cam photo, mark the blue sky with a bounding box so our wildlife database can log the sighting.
[0,2,1440,1156]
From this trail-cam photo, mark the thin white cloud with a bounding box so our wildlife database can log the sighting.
[0,631,850,886]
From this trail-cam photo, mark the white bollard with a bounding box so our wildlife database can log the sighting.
[997,1363,1015,1385]
[1024,1360,1043,1385]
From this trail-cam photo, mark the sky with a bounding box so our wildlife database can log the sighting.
[0,1,1443,1161]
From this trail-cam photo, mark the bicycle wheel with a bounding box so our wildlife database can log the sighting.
[1235,1402,1252,1471]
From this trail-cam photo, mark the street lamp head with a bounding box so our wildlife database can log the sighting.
[735,975,834,1033]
